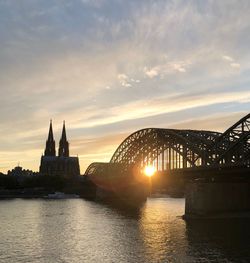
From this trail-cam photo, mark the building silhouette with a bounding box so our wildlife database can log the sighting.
[8,165,38,178]
[39,120,80,177]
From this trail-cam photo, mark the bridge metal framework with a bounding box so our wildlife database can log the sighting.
[85,114,250,177]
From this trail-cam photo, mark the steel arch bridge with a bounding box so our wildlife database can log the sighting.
[85,113,250,177]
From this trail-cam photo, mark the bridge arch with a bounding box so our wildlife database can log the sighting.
[110,128,221,171]
[84,113,250,177]
[209,113,250,165]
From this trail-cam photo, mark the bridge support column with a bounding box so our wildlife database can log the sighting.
[184,182,250,218]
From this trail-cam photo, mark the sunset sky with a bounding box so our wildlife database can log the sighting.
[0,0,250,173]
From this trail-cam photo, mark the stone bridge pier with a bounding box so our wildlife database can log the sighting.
[184,180,250,218]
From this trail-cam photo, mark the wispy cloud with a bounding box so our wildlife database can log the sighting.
[143,60,190,78]
[0,0,250,173]
[117,73,132,87]
[222,55,234,62]
[222,55,241,69]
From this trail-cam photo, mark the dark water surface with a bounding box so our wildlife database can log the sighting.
[0,198,250,263]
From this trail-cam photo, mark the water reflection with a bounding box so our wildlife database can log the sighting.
[185,218,250,262]
[37,200,81,263]
[0,198,250,263]
[36,199,147,263]
[0,200,44,263]
[139,198,190,262]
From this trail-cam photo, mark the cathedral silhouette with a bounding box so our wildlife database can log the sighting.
[39,121,80,177]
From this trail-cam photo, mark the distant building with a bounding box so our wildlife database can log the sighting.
[39,121,80,177]
[7,165,38,177]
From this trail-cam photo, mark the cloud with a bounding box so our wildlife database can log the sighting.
[230,63,241,68]
[80,0,106,8]
[117,73,132,87]
[222,55,241,69]
[222,55,234,62]
[144,67,159,78]
[0,0,250,173]
[63,90,250,132]
[169,111,246,132]
[143,60,189,78]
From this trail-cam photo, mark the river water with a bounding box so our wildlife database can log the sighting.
[0,198,250,263]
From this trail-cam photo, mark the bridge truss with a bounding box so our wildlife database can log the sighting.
[85,113,250,176]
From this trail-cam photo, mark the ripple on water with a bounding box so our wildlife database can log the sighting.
[0,198,250,263]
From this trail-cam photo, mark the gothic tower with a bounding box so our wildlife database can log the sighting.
[44,120,56,156]
[40,120,80,177]
[58,121,69,157]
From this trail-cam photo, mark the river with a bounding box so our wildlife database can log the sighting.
[0,198,249,262]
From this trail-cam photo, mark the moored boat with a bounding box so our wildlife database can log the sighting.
[44,192,80,199]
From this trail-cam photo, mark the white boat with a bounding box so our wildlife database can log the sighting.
[44,192,80,199]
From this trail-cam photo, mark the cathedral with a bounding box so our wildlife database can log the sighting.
[39,121,80,177]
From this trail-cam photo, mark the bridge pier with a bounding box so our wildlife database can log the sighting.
[184,182,250,218]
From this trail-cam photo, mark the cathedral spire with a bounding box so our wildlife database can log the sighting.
[48,119,54,141]
[58,121,69,157]
[44,120,56,156]
[61,120,67,141]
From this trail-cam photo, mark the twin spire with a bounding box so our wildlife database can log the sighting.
[58,121,69,157]
[45,120,55,156]
[44,120,69,157]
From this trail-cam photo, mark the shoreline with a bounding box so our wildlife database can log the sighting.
[183,211,250,220]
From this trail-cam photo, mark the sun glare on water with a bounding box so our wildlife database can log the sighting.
[144,165,156,177]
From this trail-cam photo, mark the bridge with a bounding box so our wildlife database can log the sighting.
[85,113,250,180]
[84,113,250,216]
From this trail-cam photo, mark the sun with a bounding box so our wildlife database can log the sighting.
[144,165,156,177]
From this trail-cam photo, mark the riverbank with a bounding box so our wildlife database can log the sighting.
[0,188,51,199]
[183,211,250,220]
